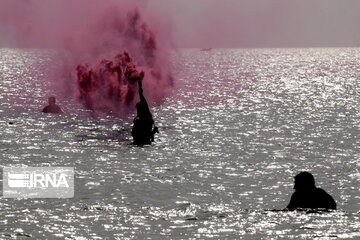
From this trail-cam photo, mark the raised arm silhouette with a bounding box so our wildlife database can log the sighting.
[131,74,159,145]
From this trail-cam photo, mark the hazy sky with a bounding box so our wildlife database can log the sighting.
[146,0,360,48]
[1,0,360,48]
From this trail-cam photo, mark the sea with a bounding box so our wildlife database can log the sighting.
[0,48,359,239]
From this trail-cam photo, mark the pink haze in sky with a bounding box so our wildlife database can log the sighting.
[146,0,360,48]
[2,0,360,48]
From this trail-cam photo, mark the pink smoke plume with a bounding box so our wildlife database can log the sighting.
[77,51,146,114]
[0,0,173,115]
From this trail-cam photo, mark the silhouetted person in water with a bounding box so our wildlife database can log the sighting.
[286,172,336,210]
[131,76,158,145]
[42,96,63,114]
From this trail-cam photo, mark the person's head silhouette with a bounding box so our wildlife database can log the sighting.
[42,96,63,114]
[294,171,316,190]
[48,96,56,105]
[136,101,151,119]
[286,171,337,210]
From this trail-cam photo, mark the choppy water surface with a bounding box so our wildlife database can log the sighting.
[0,48,359,239]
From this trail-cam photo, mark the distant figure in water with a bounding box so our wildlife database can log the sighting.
[286,171,336,210]
[42,96,63,114]
[131,75,159,145]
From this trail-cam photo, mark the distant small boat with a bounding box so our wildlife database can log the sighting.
[200,48,212,51]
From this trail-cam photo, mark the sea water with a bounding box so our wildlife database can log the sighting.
[0,48,359,239]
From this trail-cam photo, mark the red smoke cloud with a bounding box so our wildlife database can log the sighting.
[77,50,147,114]
[0,0,173,115]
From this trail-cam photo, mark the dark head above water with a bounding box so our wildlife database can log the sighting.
[42,96,63,114]
[136,101,150,118]
[294,171,316,190]
[48,96,56,105]
[286,171,336,210]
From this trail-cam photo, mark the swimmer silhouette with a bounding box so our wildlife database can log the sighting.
[286,172,336,210]
[42,96,63,114]
[131,74,159,145]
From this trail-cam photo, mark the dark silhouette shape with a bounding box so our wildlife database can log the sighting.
[42,96,63,114]
[286,172,336,210]
[131,76,159,145]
